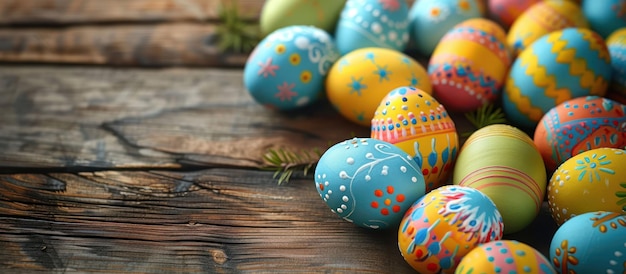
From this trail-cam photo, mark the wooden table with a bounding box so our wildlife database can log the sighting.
[0,66,557,273]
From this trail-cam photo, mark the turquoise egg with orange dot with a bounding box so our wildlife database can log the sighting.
[456,240,556,274]
[314,137,426,230]
[243,25,339,110]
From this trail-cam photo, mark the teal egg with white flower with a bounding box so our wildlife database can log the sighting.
[243,25,339,110]
[334,0,410,55]
[314,137,426,229]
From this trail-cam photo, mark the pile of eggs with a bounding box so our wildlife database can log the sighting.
[244,0,626,272]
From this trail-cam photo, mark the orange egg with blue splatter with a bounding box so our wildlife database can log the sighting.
[243,26,339,110]
[488,0,540,28]
[502,27,612,130]
[398,185,504,273]
[326,47,431,126]
[371,86,458,192]
[428,18,512,113]
[534,96,626,172]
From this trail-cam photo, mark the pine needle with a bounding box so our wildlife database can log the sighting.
[462,103,508,137]
[217,1,260,53]
[261,147,322,185]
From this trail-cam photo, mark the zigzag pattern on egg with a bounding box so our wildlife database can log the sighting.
[504,77,546,122]
[549,32,609,95]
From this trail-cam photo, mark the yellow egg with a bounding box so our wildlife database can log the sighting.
[326,47,431,126]
[371,86,458,192]
[429,18,512,113]
[547,147,626,225]
[507,0,588,56]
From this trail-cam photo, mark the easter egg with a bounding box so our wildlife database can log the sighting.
[334,0,410,55]
[507,0,589,56]
[608,28,626,98]
[549,211,626,274]
[326,47,431,126]
[408,0,484,56]
[314,137,426,229]
[428,18,512,113]
[547,147,626,225]
[259,0,347,36]
[502,27,612,130]
[582,0,626,38]
[371,86,459,192]
[456,240,556,274]
[534,96,626,172]
[243,26,339,110]
[398,185,504,273]
[454,124,547,234]
[488,0,541,28]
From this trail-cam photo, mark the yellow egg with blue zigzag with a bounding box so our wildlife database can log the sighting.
[325,47,432,126]
[502,27,612,131]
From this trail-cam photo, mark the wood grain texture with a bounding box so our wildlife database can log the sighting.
[0,66,375,171]
[0,169,416,273]
[0,0,263,25]
[0,23,252,67]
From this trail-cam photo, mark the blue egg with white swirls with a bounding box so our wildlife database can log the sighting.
[243,25,339,110]
[314,137,426,230]
[334,0,410,56]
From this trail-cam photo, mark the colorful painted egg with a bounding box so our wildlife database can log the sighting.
[608,28,626,99]
[259,0,347,36]
[507,0,589,56]
[428,18,512,113]
[456,240,556,274]
[314,137,426,229]
[398,185,504,273]
[534,96,626,172]
[326,47,431,126]
[408,0,484,56]
[502,27,612,130]
[243,26,339,110]
[371,86,459,192]
[454,124,547,234]
[547,147,626,225]
[488,0,540,28]
[334,0,410,55]
[549,211,626,274]
[582,0,626,38]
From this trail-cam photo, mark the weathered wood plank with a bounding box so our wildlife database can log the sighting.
[0,23,252,67]
[0,169,417,273]
[0,0,264,25]
[0,66,380,171]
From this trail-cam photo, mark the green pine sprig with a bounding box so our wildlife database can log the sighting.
[462,103,508,137]
[216,1,260,53]
[262,147,322,185]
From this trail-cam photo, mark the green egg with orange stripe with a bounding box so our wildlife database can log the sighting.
[502,27,612,131]
[453,124,547,234]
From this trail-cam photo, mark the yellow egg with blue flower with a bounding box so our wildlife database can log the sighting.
[326,47,431,126]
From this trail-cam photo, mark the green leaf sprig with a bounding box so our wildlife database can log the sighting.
[462,103,508,137]
[217,1,260,53]
[262,148,322,185]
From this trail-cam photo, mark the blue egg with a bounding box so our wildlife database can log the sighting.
[334,0,410,56]
[408,0,483,56]
[550,211,626,274]
[582,0,626,38]
[314,137,426,229]
[502,28,613,130]
[243,26,339,110]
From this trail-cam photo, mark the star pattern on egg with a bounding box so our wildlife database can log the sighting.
[258,57,279,77]
[275,82,298,101]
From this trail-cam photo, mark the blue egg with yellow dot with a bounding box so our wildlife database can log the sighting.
[243,25,339,110]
